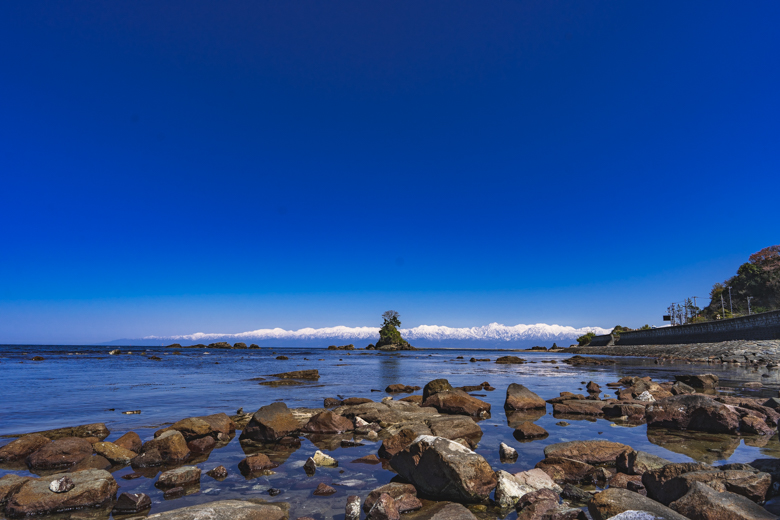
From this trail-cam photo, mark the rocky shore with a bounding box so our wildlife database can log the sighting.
[569,339,780,364]
[2,364,780,520]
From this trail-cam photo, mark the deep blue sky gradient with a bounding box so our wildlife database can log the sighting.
[1,1,778,343]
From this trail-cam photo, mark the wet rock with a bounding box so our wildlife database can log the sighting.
[426,415,482,442]
[163,486,186,499]
[741,415,775,435]
[112,492,152,514]
[378,429,420,459]
[48,476,74,493]
[156,466,201,488]
[141,500,288,520]
[352,454,382,464]
[422,379,454,401]
[513,422,549,440]
[500,442,518,462]
[4,469,118,518]
[646,394,740,434]
[272,369,319,380]
[206,465,228,480]
[535,457,595,484]
[27,423,110,441]
[586,381,601,393]
[188,435,217,454]
[390,435,497,503]
[496,356,526,364]
[552,400,608,415]
[603,403,648,418]
[588,488,689,520]
[514,488,560,519]
[0,475,33,506]
[544,440,631,465]
[343,397,373,405]
[26,437,93,471]
[400,395,424,404]
[395,493,422,513]
[93,441,137,464]
[312,450,338,466]
[644,465,771,505]
[422,389,491,417]
[275,356,288,360]
[301,411,355,433]
[616,450,672,475]
[674,373,719,389]
[669,481,776,520]
[364,483,417,512]
[156,413,236,441]
[303,457,316,476]
[505,384,547,410]
[240,402,300,442]
[0,434,50,462]
[671,382,695,395]
[324,398,343,407]
[113,431,142,453]
[313,482,336,496]
[133,430,190,467]
[238,454,277,476]
[494,470,527,508]
[367,493,399,520]
[560,483,592,503]
[346,495,361,520]
[404,502,477,520]
[386,384,421,393]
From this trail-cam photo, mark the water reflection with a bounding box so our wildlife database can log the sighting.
[646,428,740,464]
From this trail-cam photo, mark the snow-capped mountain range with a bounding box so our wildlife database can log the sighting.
[106,322,611,348]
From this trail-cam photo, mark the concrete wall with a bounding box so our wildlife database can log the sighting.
[588,334,614,346]
[608,310,780,345]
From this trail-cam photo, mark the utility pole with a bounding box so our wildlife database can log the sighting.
[721,294,726,318]
[728,286,733,316]
[748,297,753,315]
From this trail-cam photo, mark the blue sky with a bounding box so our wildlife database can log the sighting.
[1,1,778,344]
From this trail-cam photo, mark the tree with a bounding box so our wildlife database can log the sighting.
[577,332,596,346]
[382,310,401,328]
[377,310,410,348]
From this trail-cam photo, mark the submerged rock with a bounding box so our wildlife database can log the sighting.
[513,422,548,441]
[271,369,320,380]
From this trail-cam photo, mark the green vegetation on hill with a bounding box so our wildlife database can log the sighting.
[703,245,780,319]
[376,310,412,348]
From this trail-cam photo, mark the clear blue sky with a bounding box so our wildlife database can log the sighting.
[1,1,778,344]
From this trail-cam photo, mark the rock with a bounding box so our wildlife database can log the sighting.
[240,402,300,442]
[188,435,217,454]
[23,423,110,441]
[641,462,712,504]
[386,384,420,393]
[352,454,381,464]
[560,483,592,503]
[93,441,137,464]
[238,454,277,476]
[535,457,595,484]
[0,475,33,506]
[513,468,563,494]
[4,469,118,518]
[207,465,228,480]
[423,389,490,417]
[422,379,454,401]
[646,394,740,434]
[505,384,547,410]
[513,422,549,440]
[113,432,143,453]
[324,398,343,407]
[552,400,608,415]
[643,464,771,505]
[141,500,288,520]
[588,488,689,520]
[586,381,601,393]
[741,415,775,435]
[71,455,111,472]
[400,395,424,404]
[500,442,518,462]
[669,481,777,520]
[112,492,152,514]
[156,413,236,441]
[609,473,643,490]
[496,356,526,364]
[303,457,316,475]
[674,374,719,388]
[390,435,497,503]
[312,450,338,466]
[395,494,422,513]
[272,370,320,380]
[0,434,50,462]
[367,493,399,520]
[346,495,361,520]
[405,502,477,520]
[426,415,482,442]
[301,411,355,433]
[635,391,656,402]
[378,428,420,459]
[156,466,201,488]
[608,513,672,520]
[515,488,560,518]
[133,430,190,467]
[48,477,74,493]
[495,470,528,508]
[343,397,373,405]
[544,440,631,465]
[364,483,417,512]
[163,486,186,499]
[616,450,672,475]
[671,382,695,395]
[109,349,121,355]
[313,482,336,496]
[26,437,93,470]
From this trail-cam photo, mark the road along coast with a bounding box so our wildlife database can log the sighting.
[569,339,780,364]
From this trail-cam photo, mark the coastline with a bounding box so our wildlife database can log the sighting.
[569,339,780,363]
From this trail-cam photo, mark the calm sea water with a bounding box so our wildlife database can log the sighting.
[2,344,780,519]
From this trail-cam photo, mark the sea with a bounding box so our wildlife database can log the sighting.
[1,344,779,519]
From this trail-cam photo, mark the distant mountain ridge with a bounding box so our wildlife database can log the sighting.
[105,322,611,348]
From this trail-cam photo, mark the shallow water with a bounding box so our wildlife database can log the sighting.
[2,345,780,519]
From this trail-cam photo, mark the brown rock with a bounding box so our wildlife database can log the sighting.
[207,465,228,480]
[93,441,137,464]
[4,469,118,518]
[324,398,343,407]
[543,440,631,465]
[669,481,777,520]
[238,454,277,476]
[551,400,606,416]
[378,429,419,459]
[301,411,355,433]
[535,457,595,484]
[313,482,336,496]
[240,402,300,442]
[422,379,454,401]
[26,437,93,471]
[588,487,689,520]
[352,454,382,464]
[0,475,33,506]
[27,423,110,441]
[586,381,601,393]
[644,464,771,506]
[386,384,420,393]
[156,466,201,488]
[741,415,775,435]
[423,389,490,417]
[133,430,190,467]
[513,422,549,440]
[0,434,50,462]
[608,473,642,489]
[395,493,422,513]
[156,413,236,441]
[646,394,740,434]
[400,395,423,404]
[674,373,719,388]
[142,500,287,520]
[403,502,477,520]
[188,436,217,454]
[364,482,417,512]
[272,369,319,380]
[113,431,142,453]
[112,492,152,514]
[367,493,399,520]
[496,356,526,364]
[616,450,671,475]
[505,384,547,410]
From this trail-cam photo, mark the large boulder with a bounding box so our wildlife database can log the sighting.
[132,430,190,467]
[156,466,202,488]
[426,416,482,442]
[645,394,740,434]
[535,457,595,484]
[422,379,454,402]
[674,374,719,389]
[156,413,236,441]
[504,384,546,411]
[113,432,142,453]
[4,469,118,518]
[422,389,491,417]
[26,437,93,471]
[93,441,137,465]
[390,435,497,503]
[0,434,50,462]
[643,463,771,505]
[544,440,632,465]
[301,411,354,434]
[240,402,300,442]
[142,500,288,520]
[588,488,689,520]
[616,450,671,476]
[669,481,777,520]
